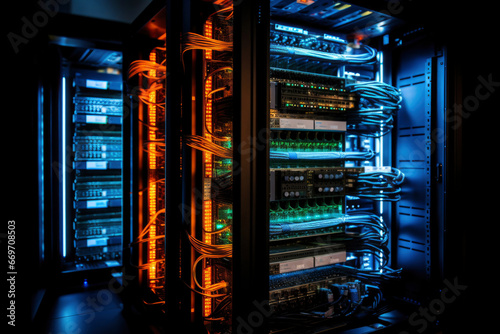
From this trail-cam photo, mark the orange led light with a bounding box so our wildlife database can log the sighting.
[203,17,214,318]
[205,21,213,59]
[148,52,157,170]
[148,51,158,287]
[203,266,212,316]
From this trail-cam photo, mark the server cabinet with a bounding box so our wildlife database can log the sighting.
[38,39,125,281]
[118,1,461,333]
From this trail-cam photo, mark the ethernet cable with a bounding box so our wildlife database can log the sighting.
[192,254,229,294]
[184,135,233,159]
[138,82,166,107]
[346,81,402,110]
[269,150,375,161]
[358,167,405,185]
[185,231,232,257]
[270,43,377,64]
[128,60,166,79]
[270,212,387,235]
[349,167,405,201]
[182,32,233,69]
[134,208,165,242]
[345,81,402,137]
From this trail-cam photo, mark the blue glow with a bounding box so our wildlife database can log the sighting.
[323,33,346,43]
[377,52,384,269]
[39,85,45,260]
[275,24,308,35]
[378,51,384,214]
[83,279,88,288]
[62,76,67,258]
[345,71,361,77]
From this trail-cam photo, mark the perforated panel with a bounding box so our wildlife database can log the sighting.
[394,46,433,281]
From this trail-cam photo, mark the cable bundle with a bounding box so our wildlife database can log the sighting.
[345,81,402,137]
[348,167,405,201]
[345,108,397,137]
[347,81,402,110]
[186,232,232,258]
[358,167,404,185]
[138,81,166,107]
[184,135,232,159]
[269,150,375,161]
[270,212,386,236]
[270,43,377,64]
[270,216,345,235]
[128,60,166,79]
[185,232,232,297]
[182,32,233,56]
[130,208,165,246]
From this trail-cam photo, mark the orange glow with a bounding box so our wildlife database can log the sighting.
[203,20,213,315]
[204,21,213,59]
[148,52,157,171]
[148,51,157,286]
[203,200,212,244]
[203,266,212,316]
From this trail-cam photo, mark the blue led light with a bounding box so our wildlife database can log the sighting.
[323,34,347,44]
[62,76,67,258]
[39,85,45,260]
[275,24,308,35]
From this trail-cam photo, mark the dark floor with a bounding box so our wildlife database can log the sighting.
[33,286,161,334]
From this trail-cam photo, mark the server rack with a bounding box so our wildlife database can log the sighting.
[119,1,457,333]
[26,0,476,333]
[30,14,130,298]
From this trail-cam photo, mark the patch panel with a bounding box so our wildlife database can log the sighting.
[269,197,344,241]
[270,130,343,153]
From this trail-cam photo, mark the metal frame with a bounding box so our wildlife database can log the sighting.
[232,1,271,332]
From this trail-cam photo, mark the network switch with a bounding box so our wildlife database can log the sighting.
[73,96,123,116]
[270,167,344,200]
[271,80,357,113]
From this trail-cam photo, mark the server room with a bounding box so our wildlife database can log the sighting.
[4,0,496,333]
